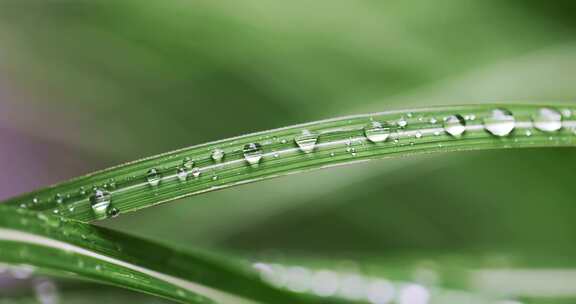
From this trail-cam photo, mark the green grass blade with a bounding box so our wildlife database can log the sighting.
[0,205,349,304]
[3,104,575,222]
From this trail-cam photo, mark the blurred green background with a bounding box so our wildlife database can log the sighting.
[1,1,576,303]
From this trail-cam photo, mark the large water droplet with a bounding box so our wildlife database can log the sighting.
[443,114,466,137]
[211,148,225,162]
[364,121,391,143]
[90,189,111,216]
[295,130,318,153]
[533,107,562,132]
[484,109,515,136]
[146,168,161,186]
[243,143,263,165]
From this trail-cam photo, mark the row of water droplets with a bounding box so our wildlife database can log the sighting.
[18,107,574,220]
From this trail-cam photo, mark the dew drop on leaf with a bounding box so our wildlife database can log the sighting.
[243,143,263,165]
[211,148,225,162]
[108,207,120,218]
[364,121,391,143]
[484,108,515,136]
[146,168,161,187]
[295,130,318,153]
[397,117,407,128]
[177,167,188,182]
[443,114,466,137]
[182,157,194,169]
[533,107,562,132]
[191,167,201,178]
[90,189,111,216]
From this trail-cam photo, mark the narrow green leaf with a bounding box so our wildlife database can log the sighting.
[3,104,575,222]
[0,206,347,304]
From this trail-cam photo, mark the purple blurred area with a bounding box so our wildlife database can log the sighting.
[0,79,100,201]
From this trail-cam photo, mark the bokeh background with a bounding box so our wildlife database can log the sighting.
[1,1,576,303]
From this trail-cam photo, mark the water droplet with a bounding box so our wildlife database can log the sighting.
[33,197,39,204]
[177,167,188,182]
[364,121,391,143]
[443,114,466,137]
[211,148,225,162]
[397,117,407,128]
[90,189,111,216]
[484,109,516,136]
[330,152,335,157]
[533,107,562,132]
[108,207,120,218]
[243,143,263,165]
[295,130,318,153]
[54,194,64,204]
[429,118,438,124]
[212,175,218,181]
[280,139,287,144]
[191,167,201,178]
[182,157,194,169]
[415,131,422,139]
[79,187,87,196]
[525,130,532,137]
[146,168,161,187]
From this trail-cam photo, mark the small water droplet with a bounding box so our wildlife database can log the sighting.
[146,168,161,187]
[295,130,318,153]
[429,118,438,124]
[177,167,188,182]
[243,143,263,165]
[330,152,335,157]
[191,167,201,178]
[533,107,562,132]
[108,207,120,218]
[211,148,225,162]
[525,130,532,137]
[182,157,194,169]
[273,152,279,158]
[79,187,87,196]
[33,197,39,204]
[280,139,287,144]
[415,131,422,139]
[397,118,407,128]
[364,121,391,143]
[434,131,441,136]
[212,175,218,181]
[484,109,515,136]
[54,194,64,204]
[443,114,466,137]
[90,189,111,216]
